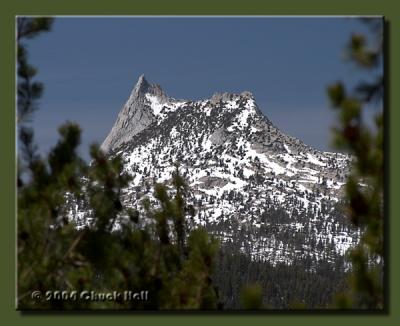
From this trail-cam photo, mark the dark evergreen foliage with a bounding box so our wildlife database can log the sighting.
[17,17,219,310]
[17,17,383,311]
[327,19,384,309]
[213,244,349,309]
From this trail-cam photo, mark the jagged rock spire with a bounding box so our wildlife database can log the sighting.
[131,74,150,98]
[101,74,264,154]
[100,74,158,153]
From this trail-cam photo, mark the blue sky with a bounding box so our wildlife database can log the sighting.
[24,17,382,161]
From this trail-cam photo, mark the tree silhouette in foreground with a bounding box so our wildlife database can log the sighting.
[327,18,384,309]
[17,17,384,310]
[17,18,219,309]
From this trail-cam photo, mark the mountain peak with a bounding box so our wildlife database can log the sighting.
[209,91,255,106]
[131,74,150,97]
[137,73,147,83]
[130,74,166,102]
[100,74,158,153]
[102,75,269,153]
[92,76,355,267]
[240,91,254,99]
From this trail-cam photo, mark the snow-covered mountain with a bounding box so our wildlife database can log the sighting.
[76,75,360,265]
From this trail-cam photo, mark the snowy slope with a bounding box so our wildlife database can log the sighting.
[87,75,359,265]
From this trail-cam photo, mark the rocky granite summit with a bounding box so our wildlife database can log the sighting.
[71,75,358,266]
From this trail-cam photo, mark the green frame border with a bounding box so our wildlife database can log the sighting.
[1,0,399,324]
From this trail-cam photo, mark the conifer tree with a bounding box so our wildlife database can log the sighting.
[327,18,384,309]
[17,17,219,310]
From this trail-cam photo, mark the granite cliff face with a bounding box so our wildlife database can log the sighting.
[101,74,167,153]
[80,75,358,265]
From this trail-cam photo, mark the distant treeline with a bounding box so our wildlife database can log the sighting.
[213,243,350,309]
